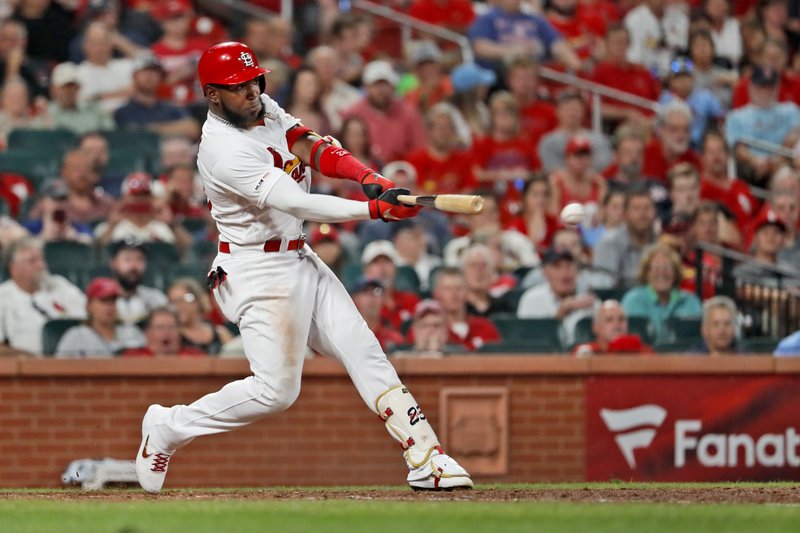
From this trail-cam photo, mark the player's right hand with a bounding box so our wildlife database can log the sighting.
[368,188,421,221]
[358,170,396,200]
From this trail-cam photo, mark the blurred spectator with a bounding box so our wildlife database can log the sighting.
[307,45,361,132]
[592,185,657,287]
[121,306,206,356]
[0,216,29,254]
[13,0,74,63]
[659,57,724,149]
[461,243,515,317]
[603,128,654,189]
[472,91,539,195]
[0,78,46,145]
[160,136,198,169]
[108,238,169,325]
[700,131,759,230]
[772,191,799,260]
[361,240,420,330]
[391,219,441,293]
[589,23,660,126]
[407,0,475,36]
[113,56,200,140]
[0,18,47,97]
[242,16,300,72]
[774,329,800,356]
[545,0,606,63]
[732,39,800,108]
[539,91,612,173]
[395,299,459,357]
[468,0,581,71]
[55,277,146,358]
[24,180,92,243]
[405,102,474,195]
[758,0,792,45]
[95,172,188,248]
[285,67,329,134]
[60,148,114,224]
[149,0,208,105]
[690,295,739,356]
[643,100,701,183]
[506,174,560,251]
[548,135,607,215]
[572,299,653,356]
[740,18,767,71]
[703,0,742,66]
[664,163,701,224]
[337,116,380,173]
[341,60,427,163]
[582,188,627,250]
[0,238,86,356]
[309,223,346,278]
[506,56,558,146]
[45,62,115,134]
[623,0,689,77]
[687,29,736,110]
[329,13,368,85]
[76,21,136,113]
[78,132,122,196]
[518,249,597,346]
[67,0,158,64]
[167,278,233,355]
[431,266,501,350]
[162,163,207,221]
[403,40,451,115]
[621,244,703,343]
[727,65,800,188]
[447,62,495,141]
[350,277,405,353]
[734,209,799,286]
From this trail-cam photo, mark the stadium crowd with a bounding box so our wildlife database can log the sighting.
[1,0,800,359]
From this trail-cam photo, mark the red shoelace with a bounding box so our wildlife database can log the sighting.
[151,453,170,472]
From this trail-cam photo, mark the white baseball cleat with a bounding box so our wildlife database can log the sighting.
[135,404,173,493]
[407,448,473,491]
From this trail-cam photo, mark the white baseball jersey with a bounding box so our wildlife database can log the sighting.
[198,94,311,245]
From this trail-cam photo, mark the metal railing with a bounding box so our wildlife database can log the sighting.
[739,136,795,159]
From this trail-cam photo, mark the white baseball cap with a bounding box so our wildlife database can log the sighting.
[51,62,80,86]
[361,240,399,265]
[362,60,399,86]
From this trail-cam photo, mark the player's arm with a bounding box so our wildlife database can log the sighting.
[285,124,394,200]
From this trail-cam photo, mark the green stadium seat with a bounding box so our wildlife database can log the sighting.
[741,337,778,354]
[489,315,563,352]
[394,265,420,293]
[476,339,562,354]
[44,241,95,287]
[502,288,527,312]
[343,263,363,292]
[8,129,77,155]
[190,240,218,264]
[168,263,210,287]
[628,316,654,345]
[180,217,208,234]
[0,150,60,189]
[103,130,160,159]
[574,316,595,345]
[42,318,82,356]
[594,288,628,302]
[144,242,180,267]
[106,148,148,175]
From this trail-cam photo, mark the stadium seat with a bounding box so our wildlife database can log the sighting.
[44,241,95,287]
[574,316,594,345]
[42,319,82,356]
[741,337,778,354]
[8,129,77,155]
[0,150,61,189]
[490,315,562,352]
[502,288,527,311]
[144,242,180,268]
[103,130,160,160]
[343,263,363,292]
[168,263,210,287]
[594,288,628,302]
[106,148,148,176]
[660,317,702,347]
[394,265,420,293]
[574,316,654,346]
[476,339,562,354]
[627,316,654,345]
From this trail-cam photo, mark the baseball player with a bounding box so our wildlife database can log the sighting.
[135,42,472,492]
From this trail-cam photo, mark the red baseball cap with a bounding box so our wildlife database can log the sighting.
[86,277,121,300]
[124,172,153,196]
[753,209,787,233]
[152,0,191,21]
[565,135,592,156]
[311,224,340,245]
[413,299,445,320]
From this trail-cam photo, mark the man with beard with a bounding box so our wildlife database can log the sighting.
[642,100,701,183]
[134,42,472,494]
[108,238,168,325]
[0,238,86,355]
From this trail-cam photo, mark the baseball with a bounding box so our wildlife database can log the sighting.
[560,203,585,226]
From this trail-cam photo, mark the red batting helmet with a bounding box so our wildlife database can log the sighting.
[198,42,270,90]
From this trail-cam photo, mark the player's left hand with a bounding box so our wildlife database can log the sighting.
[368,188,421,221]
[358,170,395,200]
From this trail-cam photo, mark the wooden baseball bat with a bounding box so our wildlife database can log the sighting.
[396,194,484,215]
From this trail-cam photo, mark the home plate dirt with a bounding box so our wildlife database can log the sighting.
[1,487,799,503]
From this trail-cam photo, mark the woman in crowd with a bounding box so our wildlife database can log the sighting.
[505,174,560,253]
[167,277,234,355]
[285,67,330,135]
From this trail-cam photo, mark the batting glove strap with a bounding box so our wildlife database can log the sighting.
[368,188,420,221]
[359,170,396,200]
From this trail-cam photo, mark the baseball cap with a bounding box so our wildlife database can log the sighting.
[361,239,399,265]
[381,160,417,182]
[351,276,383,294]
[565,135,592,156]
[450,62,496,93]
[310,223,340,245]
[362,60,400,86]
[753,209,787,233]
[413,298,445,320]
[133,55,165,74]
[123,172,153,196]
[111,237,147,257]
[751,65,779,87]
[51,62,80,87]
[40,180,69,201]
[541,248,576,266]
[411,41,443,65]
[85,277,121,300]
[152,0,191,21]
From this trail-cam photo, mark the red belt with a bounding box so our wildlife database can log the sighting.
[219,238,305,254]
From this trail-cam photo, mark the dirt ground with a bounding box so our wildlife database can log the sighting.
[1,486,799,504]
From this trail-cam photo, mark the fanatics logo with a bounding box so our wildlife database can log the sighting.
[239,52,254,68]
[600,404,667,469]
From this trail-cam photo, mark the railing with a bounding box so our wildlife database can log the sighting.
[694,242,800,339]
[739,136,795,159]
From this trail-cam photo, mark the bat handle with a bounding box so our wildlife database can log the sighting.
[396,195,416,205]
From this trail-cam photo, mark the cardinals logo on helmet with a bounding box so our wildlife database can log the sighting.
[239,52,254,68]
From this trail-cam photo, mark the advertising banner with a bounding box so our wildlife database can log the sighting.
[586,376,800,481]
